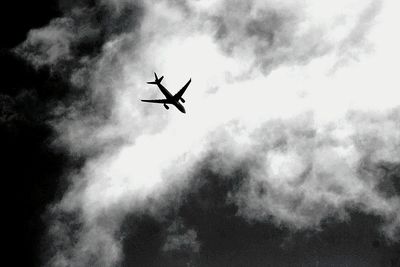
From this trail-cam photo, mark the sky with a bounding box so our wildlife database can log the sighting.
[2,0,400,266]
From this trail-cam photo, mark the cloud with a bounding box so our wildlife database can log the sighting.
[227,110,400,238]
[0,91,43,127]
[201,0,383,76]
[15,0,400,266]
[14,1,144,70]
[46,212,122,267]
[208,0,325,75]
[14,17,76,67]
[162,219,200,253]
[0,94,23,125]
[333,0,383,70]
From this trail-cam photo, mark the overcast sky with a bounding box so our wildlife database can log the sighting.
[5,0,400,266]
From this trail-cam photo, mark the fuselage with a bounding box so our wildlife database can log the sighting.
[174,101,186,113]
[157,83,186,113]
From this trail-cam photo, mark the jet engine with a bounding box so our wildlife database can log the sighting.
[164,104,169,110]
[180,98,185,103]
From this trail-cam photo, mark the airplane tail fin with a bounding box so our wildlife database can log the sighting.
[147,72,164,84]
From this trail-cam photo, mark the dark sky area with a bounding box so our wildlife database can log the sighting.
[1,1,400,267]
[1,2,70,266]
[119,165,400,266]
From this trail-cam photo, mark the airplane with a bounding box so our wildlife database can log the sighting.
[141,72,191,114]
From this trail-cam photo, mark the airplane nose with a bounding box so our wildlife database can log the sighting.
[177,104,186,113]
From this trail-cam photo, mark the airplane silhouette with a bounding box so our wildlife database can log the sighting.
[141,73,191,113]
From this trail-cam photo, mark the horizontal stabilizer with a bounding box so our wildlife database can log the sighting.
[147,72,164,84]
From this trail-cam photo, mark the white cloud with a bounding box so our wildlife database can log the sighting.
[15,18,76,67]
[18,0,400,266]
[230,110,400,237]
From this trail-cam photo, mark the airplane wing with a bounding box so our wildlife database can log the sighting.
[141,99,169,104]
[174,78,191,100]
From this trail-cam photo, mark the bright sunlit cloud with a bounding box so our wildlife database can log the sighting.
[16,0,400,266]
